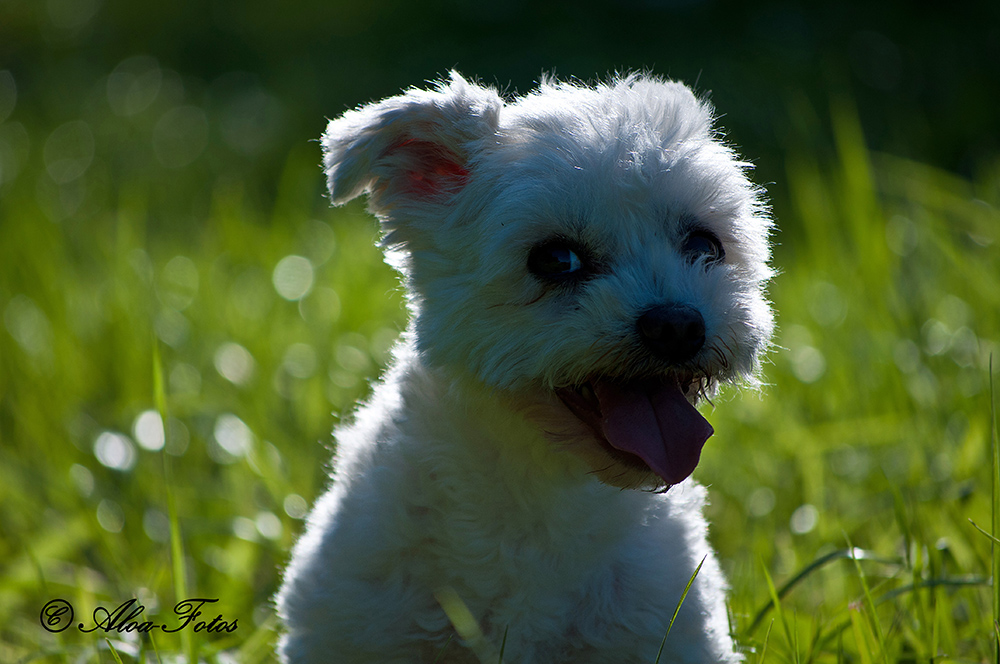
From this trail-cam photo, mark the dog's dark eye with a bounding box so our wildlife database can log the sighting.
[681,231,725,265]
[528,242,585,280]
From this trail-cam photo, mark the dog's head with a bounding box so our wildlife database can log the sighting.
[323,72,774,490]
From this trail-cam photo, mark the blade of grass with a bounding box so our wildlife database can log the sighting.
[874,575,987,605]
[749,548,895,633]
[234,614,280,664]
[32,549,70,664]
[991,355,998,664]
[435,586,499,664]
[806,617,825,664]
[813,575,986,653]
[758,620,774,664]
[848,607,874,664]
[845,539,888,664]
[431,634,454,664]
[931,584,940,664]
[497,626,508,664]
[969,520,1000,546]
[148,631,163,664]
[105,639,125,664]
[907,512,932,661]
[653,555,706,664]
[759,558,796,662]
[153,337,195,664]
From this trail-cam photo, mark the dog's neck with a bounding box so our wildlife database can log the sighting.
[405,355,622,498]
[332,345,651,580]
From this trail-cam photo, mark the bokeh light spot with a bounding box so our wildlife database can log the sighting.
[213,413,253,459]
[132,410,165,451]
[97,499,124,533]
[283,494,309,519]
[214,342,255,386]
[0,71,16,123]
[790,504,819,535]
[44,120,95,184]
[94,431,137,471]
[107,55,161,116]
[272,255,314,301]
[152,105,208,168]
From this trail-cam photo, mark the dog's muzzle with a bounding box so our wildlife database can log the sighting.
[556,303,714,486]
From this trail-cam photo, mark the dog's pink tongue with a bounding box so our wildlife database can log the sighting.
[594,381,713,485]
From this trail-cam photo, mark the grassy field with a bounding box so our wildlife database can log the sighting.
[1,82,998,663]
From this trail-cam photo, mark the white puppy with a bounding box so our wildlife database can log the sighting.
[277,72,773,663]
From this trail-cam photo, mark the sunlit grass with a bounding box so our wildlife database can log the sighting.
[710,103,999,660]
[1,91,997,663]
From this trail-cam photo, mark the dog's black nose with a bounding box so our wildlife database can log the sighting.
[637,304,706,364]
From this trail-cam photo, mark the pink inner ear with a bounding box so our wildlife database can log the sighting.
[394,139,469,197]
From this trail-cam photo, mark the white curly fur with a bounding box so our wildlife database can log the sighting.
[277,72,773,663]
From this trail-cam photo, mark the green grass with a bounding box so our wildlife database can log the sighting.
[1,92,997,663]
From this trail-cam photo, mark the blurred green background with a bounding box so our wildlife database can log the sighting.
[1,1,999,662]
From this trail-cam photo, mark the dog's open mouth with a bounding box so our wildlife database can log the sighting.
[555,375,713,486]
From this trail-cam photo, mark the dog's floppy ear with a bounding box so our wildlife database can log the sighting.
[322,72,502,209]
